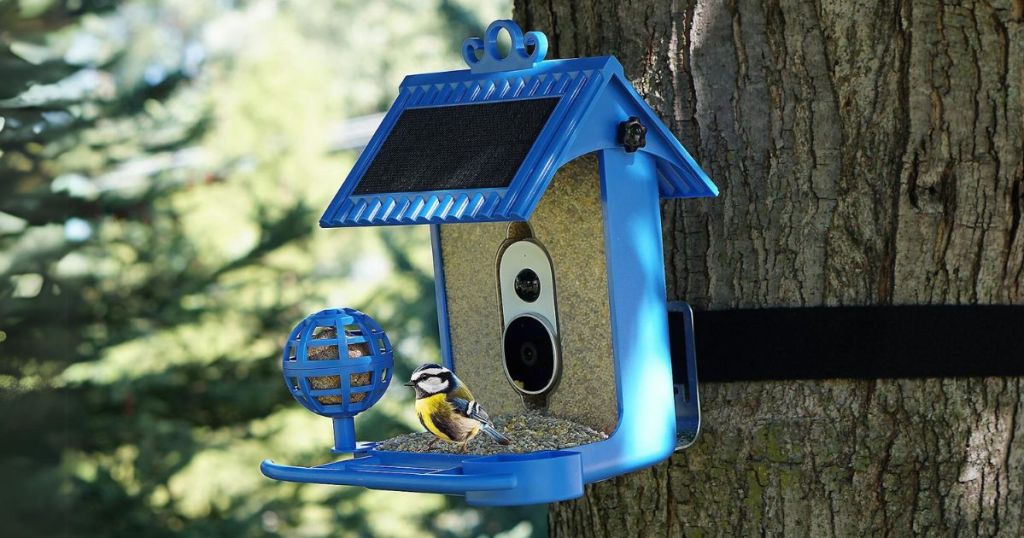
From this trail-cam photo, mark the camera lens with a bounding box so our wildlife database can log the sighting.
[519,342,538,365]
[514,269,541,302]
[502,314,558,394]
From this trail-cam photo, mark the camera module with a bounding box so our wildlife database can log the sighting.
[514,268,541,302]
[502,314,559,394]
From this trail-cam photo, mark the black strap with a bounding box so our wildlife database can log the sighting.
[680,306,1024,381]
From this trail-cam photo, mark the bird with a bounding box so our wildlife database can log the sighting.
[404,363,511,452]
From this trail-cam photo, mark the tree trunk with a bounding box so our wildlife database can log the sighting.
[513,0,1024,535]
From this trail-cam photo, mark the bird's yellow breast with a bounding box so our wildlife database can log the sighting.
[416,393,454,442]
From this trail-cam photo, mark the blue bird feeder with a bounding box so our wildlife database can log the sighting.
[262,19,717,506]
[281,308,393,451]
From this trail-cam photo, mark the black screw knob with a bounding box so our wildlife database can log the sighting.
[618,116,647,153]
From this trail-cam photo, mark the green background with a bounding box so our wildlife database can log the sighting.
[0,0,546,535]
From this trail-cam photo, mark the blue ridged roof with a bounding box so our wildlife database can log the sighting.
[321,22,716,228]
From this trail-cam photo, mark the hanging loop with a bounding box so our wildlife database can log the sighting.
[462,20,548,74]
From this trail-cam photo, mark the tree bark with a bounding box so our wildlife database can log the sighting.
[514,0,1024,535]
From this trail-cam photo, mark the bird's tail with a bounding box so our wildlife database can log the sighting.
[480,423,511,445]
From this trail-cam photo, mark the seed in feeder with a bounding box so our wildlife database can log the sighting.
[374,412,608,455]
[307,327,372,404]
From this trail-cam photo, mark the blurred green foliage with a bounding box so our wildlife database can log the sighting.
[0,0,544,536]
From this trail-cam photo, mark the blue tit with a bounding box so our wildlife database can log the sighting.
[404,363,511,452]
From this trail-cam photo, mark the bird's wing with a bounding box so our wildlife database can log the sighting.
[448,397,493,426]
[449,396,511,446]
[448,375,474,401]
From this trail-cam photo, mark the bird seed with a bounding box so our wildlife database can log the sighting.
[374,411,608,455]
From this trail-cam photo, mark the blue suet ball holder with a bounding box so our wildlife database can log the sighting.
[282,308,393,451]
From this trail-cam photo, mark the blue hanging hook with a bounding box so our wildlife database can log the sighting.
[462,20,548,74]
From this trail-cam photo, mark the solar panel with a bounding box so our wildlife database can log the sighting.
[353,97,560,195]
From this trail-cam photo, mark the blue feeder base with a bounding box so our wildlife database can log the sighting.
[260,300,702,505]
[261,446,583,506]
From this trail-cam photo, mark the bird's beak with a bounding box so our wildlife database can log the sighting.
[403,381,414,386]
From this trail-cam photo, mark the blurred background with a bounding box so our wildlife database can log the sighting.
[0,0,548,536]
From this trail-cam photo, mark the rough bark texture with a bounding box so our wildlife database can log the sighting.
[513,0,1024,535]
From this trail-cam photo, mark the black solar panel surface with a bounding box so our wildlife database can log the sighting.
[353,97,560,195]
